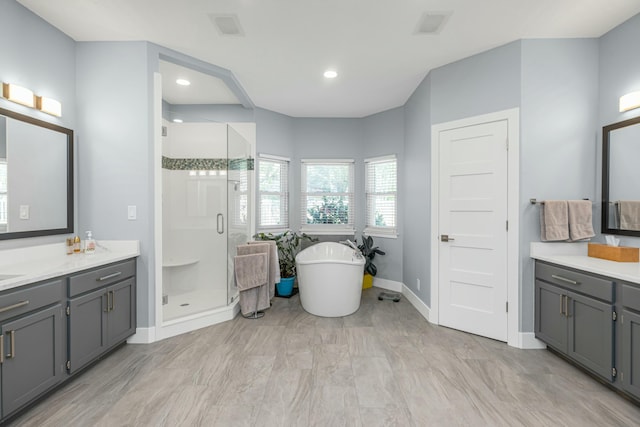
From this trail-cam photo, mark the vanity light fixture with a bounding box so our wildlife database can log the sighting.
[619,90,640,112]
[2,82,35,108]
[36,96,62,117]
[323,70,338,79]
[176,79,191,86]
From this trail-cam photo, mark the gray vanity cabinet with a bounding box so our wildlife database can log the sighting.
[621,284,640,400]
[535,261,614,381]
[0,280,65,418]
[68,260,136,374]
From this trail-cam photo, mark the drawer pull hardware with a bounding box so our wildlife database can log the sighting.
[97,272,122,282]
[0,334,3,364]
[551,274,579,285]
[0,300,29,314]
[8,330,15,359]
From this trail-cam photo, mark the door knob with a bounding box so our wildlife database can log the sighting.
[441,234,455,242]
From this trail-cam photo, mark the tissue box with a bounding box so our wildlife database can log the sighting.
[588,243,639,262]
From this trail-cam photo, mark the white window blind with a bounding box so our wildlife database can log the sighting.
[258,155,289,230]
[365,155,397,236]
[301,159,355,233]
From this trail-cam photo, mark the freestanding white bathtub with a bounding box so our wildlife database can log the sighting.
[295,242,365,317]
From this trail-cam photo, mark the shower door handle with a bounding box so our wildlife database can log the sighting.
[217,213,224,234]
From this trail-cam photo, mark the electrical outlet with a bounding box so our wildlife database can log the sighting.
[417,278,421,290]
[19,205,29,220]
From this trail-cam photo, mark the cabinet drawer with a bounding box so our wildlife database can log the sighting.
[0,280,63,322]
[535,262,613,303]
[68,259,136,297]
[622,284,640,312]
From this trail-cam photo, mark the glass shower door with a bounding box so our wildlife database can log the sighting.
[226,125,253,305]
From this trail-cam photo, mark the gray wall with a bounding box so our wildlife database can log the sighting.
[598,13,640,247]
[402,74,432,303]
[519,39,599,331]
[0,0,76,250]
[76,41,154,328]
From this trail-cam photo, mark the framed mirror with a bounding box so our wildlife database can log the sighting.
[0,106,73,240]
[602,115,640,236]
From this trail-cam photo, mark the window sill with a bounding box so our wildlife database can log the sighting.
[363,228,398,239]
[299,227,356,236]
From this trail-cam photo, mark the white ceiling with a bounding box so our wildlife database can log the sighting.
[18,0,640,118]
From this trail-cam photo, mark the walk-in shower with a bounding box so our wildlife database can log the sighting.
[157,112,254,337]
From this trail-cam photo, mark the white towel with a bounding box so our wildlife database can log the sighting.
[619,201,640,231]
[540,200,569,241]
[567,200,595,241]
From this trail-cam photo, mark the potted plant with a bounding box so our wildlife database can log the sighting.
[254,231,317,296]
[357,235,386,289]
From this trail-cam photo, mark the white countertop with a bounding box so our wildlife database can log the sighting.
[0,240,140,292]
[530,242,640,284]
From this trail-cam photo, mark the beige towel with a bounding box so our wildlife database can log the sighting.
[568,200,595,241]
[236,243,272,313]
[248,240,279,298]
[234,253,269,316]
[619,201,640,231]
[540,200,569,241]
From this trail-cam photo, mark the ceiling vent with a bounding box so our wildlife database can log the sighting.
[209,14,245,36]
[415,12,451,35]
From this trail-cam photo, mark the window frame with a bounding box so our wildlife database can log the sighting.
[300,158,355,235]
[257,154,290,232]
[364,154,398,238]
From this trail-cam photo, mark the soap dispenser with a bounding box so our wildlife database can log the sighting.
[84,231,96,254]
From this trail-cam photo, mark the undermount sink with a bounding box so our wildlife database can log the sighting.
[0,274,21,281]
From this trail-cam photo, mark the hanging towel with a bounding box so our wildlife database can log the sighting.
[248,240,279,297]
[619,201,640,231]
[567,200,595,241]
[540,200,569,241]
[234,253,269,316]
[236,243,272,311]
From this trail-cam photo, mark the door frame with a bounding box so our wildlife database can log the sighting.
[430,108,520,347]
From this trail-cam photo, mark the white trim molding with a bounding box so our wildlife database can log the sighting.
[430,108,521,348]
[373,277,403,292]
[402,284,432,322]
[127,327,156,344]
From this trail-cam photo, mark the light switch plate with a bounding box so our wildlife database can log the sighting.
[19,205,29,220]
[127,205,137,220]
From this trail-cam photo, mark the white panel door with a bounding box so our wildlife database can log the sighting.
[438,120,508,342]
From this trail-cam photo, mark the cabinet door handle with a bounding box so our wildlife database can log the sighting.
[104,292,110,313]
[97,272,122,282]
[7,330,15,359]
[551,274,579,285]
[564,296,571,317]
[560,294,565,316]
[0,300,29,314]
[109,290,115,312]
[0,334,3,364]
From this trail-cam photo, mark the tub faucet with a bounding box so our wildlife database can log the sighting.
[341,239,359,251]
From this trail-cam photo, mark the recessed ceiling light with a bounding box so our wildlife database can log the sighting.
[324,70,338,79]
[176,79,191,86]
[173,118,183,123]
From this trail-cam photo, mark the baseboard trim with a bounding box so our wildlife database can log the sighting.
[401,284,432,323]
[127,327,156,344]
[372,277,403,292]
[517,332,547,349]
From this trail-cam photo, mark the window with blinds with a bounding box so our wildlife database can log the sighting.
[258,155,289,230]
[301,159,355,233]
[365,155,397,236]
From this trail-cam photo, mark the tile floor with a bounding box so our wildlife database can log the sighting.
[6,288,640,426]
